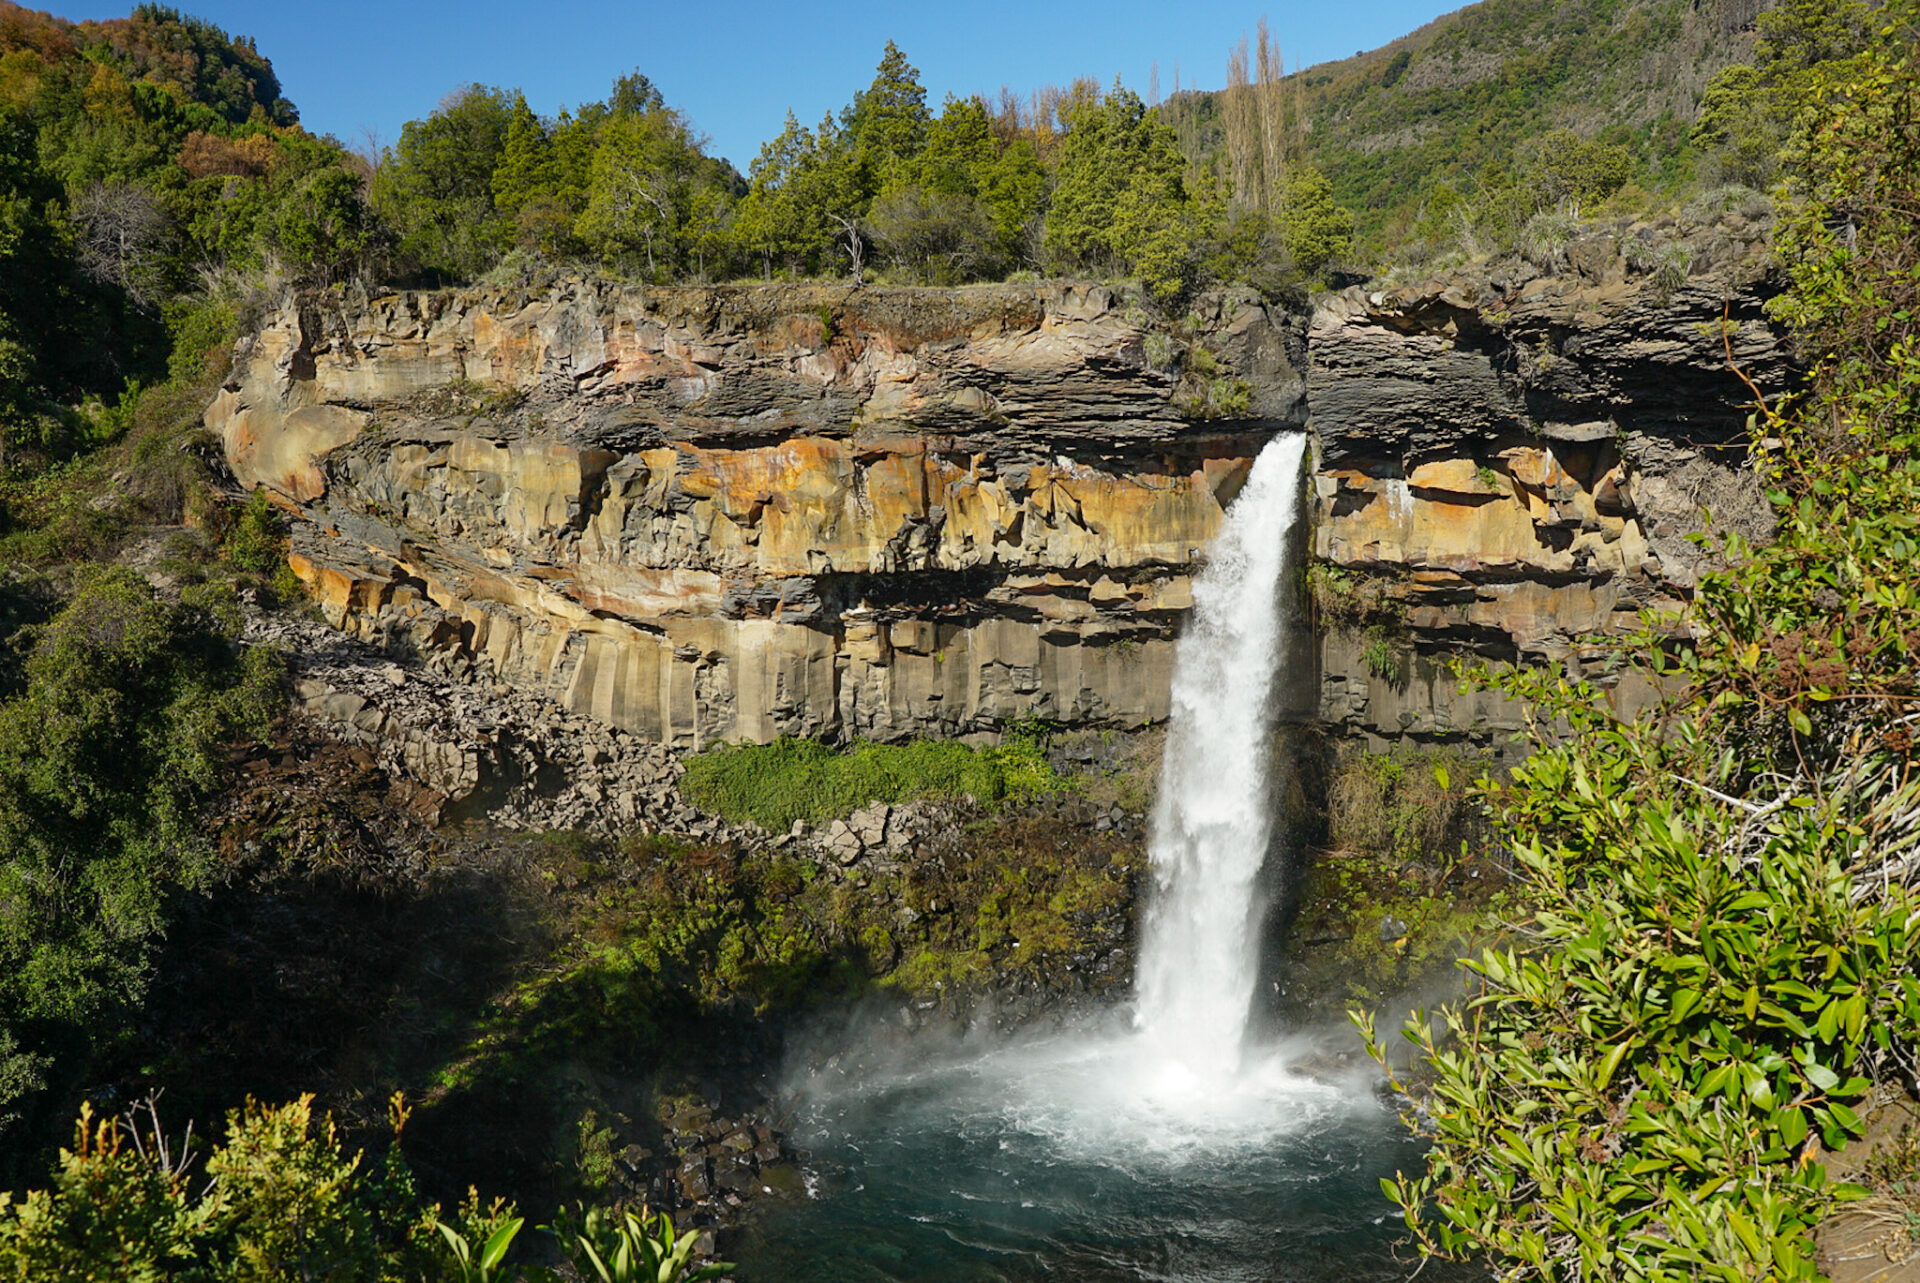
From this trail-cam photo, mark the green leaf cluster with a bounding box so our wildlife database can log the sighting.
[1368,688,1916,1278]
[0,1095,734,1282]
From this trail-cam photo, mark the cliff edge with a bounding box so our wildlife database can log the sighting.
[210,230,1786,751]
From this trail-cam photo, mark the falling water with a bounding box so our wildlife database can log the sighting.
[733,430,1459,1281]
[1133,431,1308,1075]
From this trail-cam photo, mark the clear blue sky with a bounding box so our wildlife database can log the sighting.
[43,1,1464,172]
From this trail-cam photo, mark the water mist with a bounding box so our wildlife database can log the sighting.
[737,433,1427,1281]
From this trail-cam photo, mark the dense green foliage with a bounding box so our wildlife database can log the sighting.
[357,41,1355,300]
[0,1,373,463]
[679,732,1070,832]
[0,1096,731,1282]
[1369,4,1920,1277]
[0,570,282,1144]
[1159,0,1765,251]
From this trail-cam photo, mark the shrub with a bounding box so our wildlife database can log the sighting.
[1304,562,1398,630]
[0,569,284,1136]
[222,489,283,575]
[1369,15,1920,1268]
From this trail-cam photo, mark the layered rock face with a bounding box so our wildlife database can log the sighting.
[1306,224,1786,743]
[212,240,1785,749]
[214,282,1302,747]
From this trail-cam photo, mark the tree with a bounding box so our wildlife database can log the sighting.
[577,107,694,276]
[869,187,997,282]
[0,570,281,1142]
[1275,167,1354,276]
[1691,63,1789,188]
[371,84,513,281]
[682,185,732,282]
[491,92,564,250]
[1045,84,1195,289]
[268,162,377,283]
[732,110,856,278]
[915,94,995,197]
[867,94,1044,281]
[1523,129,1632,217]
[1691,0,1884,191]
[843,41,928,191]
[733,111,812,278]
[71,180,168,305]
[606,68,665,117]
[0,108,69,449]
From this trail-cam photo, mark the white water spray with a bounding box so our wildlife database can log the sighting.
[1134,432,1308,1078]
[789,432,1341,1169]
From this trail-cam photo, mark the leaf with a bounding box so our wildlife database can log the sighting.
[1816,1001,1840,1042]
[1597,1041,1631,1090]
[1727,1206,1764,1259]
[480,1218,523,1272]
[435,1221,471,1266]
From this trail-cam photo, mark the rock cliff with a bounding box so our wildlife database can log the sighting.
[211,232,1787,751]
[1308,216,1786,743]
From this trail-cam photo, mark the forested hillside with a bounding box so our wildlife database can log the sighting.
[1162,0,1772,246]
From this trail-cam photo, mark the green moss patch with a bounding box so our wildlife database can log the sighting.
[679,733,1071,832]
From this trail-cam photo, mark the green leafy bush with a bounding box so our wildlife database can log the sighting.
[1364,684,1920,1278]
[0,1094,737,1282]
[0,569,284,1140]
[1369,9,1920,1276]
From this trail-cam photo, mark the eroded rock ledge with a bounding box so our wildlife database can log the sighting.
[211,250,1787,750]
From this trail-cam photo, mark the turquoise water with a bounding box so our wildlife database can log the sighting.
[729,1023,1478,1283]
[732,436,1465,1281]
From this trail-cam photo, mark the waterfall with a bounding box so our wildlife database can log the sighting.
[1134,432,1308,1076]
[748,430,1404,1281]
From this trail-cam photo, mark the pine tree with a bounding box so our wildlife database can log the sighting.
[1044,85,1187,274]
[844,41,929,191]
[492,91,564,249]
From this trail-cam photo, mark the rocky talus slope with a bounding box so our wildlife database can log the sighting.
[211,228,1786,754]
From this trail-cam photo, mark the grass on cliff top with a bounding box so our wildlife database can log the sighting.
[680,733,1070,832]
